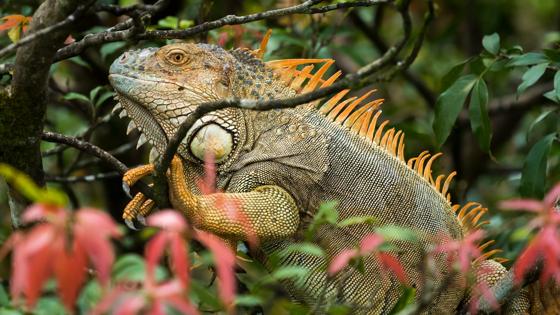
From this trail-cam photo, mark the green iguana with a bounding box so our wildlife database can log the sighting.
[107,35,544,314]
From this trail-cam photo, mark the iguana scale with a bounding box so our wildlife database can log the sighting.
[108,34,540,314]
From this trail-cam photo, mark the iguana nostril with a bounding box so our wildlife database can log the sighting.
[119,53,128,63]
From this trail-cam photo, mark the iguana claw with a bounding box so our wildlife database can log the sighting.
[122,181,132,198]
[124,219,139,230]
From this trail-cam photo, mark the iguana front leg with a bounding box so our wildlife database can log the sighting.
[168,155,300,241]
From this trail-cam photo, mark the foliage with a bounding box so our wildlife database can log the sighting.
[0,0,559,314]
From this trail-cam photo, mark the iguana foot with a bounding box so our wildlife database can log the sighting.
[122,164,156,229]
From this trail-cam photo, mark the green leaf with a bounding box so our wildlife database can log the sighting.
[279,243,325,258]
[433,74,478,147]
[520,133,556,198]
[0,309,22,315]
[389,286,416,314]
[77,281,102,314]
[517,63,549,96]
[306,201,339,239]
[96,91,113,107]
[543,90,559,103]
[112,254,167,282]
[0,164,67,206]
[441,58,473,90]
[328,305,352,315]
[337,215,377,227]
[527,110,560,143]
[468,79,492,153]
[265,266,310,286]
[507,52,548,67]
[190,280,222,310]
[375,225,417,242]
[63,92,90,103]
[482,33,500,55]
[554,71,560,101]
[34,297,66,315]
[235,295,263,307]
[0,285,10,307]
[89,86,103,103]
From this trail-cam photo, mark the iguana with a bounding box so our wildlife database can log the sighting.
[107,35,544,314]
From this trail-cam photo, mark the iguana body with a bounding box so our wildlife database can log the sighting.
[108,39,531,313]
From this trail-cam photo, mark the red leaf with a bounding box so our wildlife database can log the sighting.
[499,199,543,212]
[53,240,87,310]
[359,234,383,254]
[328,249,358,276]
[147,210,187,232]
[197,151,216,194]
[75,209,121,284]
[145,233,168,286]
[514,242,540,284]
[378,252,408,284]
[21,203,66,224]
[544,183,560,209]
[0,15,30,31]
[169,235,190,287]
[64,35,75,45]
[195,231,236,308]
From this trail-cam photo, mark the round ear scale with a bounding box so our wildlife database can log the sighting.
[189,124,234,163]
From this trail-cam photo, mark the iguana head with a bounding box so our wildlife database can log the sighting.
[109,43,253,165]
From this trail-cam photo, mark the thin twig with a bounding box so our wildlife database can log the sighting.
[42,131,127,173]
[0,1,96,59]
[41,131,155,201]
[45,171,120,183]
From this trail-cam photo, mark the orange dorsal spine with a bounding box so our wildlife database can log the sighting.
[261,47,501,260]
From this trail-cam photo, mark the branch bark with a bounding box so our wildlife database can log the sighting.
[0,0,86,228]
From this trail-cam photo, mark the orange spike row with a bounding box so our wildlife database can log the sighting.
[441,171,457,197]
[372,120,389,144]
[397,132,406,161]
[319,90,350,114]
[290,65,315,90]
[320,70,342,88]
[478,240,495,252]
[380,128,395,149]
[334,90,376,123]
[302,60,335,93]
[254,29,273,59]
[423,153,442,182]
[434,175,445,192]
[266,58,334,69]
[456,202,479,220]
[326,97,357,121]
[474,249,503,263]
[390,130,403,155]
[343,102,375,128]
[416,152,431,175]
[411,151,429,171]
[366,107,383,140]
[356,109,374,136]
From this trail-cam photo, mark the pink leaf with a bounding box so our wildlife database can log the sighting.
[195,231,236,308]
[328,249,358,276]
[145,233,168,286]
[21,203,65,223]
[113,295,146,315]
[53,240,88,310]
[544,183,560,209]
[499,200,543,212]
[147,210,187,232]
[359,234,383,254]
[165,296,200,315]
[169,235,190,287]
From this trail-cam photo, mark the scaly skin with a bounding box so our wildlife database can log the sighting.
[109,42,533,313]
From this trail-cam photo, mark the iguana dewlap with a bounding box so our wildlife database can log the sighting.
[108,38,530,314]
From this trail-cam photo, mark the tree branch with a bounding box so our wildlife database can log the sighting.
[41,131,155,201]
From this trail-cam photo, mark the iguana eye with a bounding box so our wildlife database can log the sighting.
[189,124,233,163]
[166,49,189,65]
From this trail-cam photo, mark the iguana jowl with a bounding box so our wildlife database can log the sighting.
[108,37,530,313]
